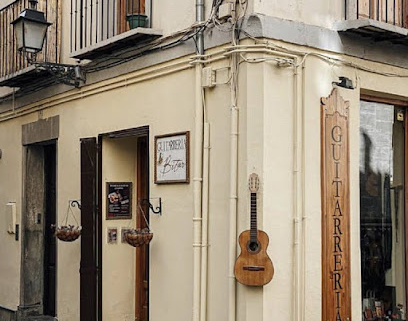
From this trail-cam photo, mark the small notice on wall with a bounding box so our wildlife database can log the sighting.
[155,132,190,184]
[321,88,351,321]
[106,182,132,219]
[107,228,118,244]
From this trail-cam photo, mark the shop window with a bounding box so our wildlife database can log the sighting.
[360,100,406,321]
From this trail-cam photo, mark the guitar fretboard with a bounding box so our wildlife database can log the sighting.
[250,192,258,243]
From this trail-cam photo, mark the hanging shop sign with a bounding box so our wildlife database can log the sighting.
[154,131,190,184]
[106,182,132,219]
[321,88,351,321]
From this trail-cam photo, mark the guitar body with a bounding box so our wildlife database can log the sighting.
[234,229,274,286]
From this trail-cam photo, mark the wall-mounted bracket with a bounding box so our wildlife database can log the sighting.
[140,198,162,215]
[332,76,354,90]
[70,200,82,210]
[34,62,85,87]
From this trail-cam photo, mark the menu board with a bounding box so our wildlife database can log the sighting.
[106,182,132,219]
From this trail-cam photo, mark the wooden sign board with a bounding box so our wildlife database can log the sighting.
[154,132,190,184]
[321,89,351,321]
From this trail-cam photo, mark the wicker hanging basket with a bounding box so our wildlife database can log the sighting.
[125,228,153,247]
[54,225,82,242]
[54,201,82,242]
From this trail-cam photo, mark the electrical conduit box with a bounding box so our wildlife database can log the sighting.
[6,202,16,234]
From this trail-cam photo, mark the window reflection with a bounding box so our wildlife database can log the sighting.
[360,101,406,321]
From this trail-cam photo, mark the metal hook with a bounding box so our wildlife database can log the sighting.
[70,200,81,210]
[140,198,162,215]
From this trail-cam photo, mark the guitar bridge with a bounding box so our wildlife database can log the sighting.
[243,265,265,271]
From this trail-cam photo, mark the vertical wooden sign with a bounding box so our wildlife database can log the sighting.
[321,88,351,321]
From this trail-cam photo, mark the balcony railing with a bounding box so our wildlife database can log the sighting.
[346,0,407,28]
[0,0,61,80]
[70,0,148,53]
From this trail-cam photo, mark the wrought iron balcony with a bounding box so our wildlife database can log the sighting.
[338,0,408,43]
[0,0,61,85]
[70,0,162,60]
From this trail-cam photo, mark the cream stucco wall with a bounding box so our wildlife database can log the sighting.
[102,137,137,321]
[0,116,22,311]
[0,53,204,320]
[254,0,344,29]
[253,40,408,321]
[3,21,408,321]
[54,63,199,321]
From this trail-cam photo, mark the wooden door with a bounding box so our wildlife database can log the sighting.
[80,137,99,321]
[43,143,57,317]
[136,135,149,321]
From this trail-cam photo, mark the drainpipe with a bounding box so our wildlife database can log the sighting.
[292,60,302,321]
[228,45,238,321]
[193,1,205,321]
[200,123,210,321]
[196,0,204,54]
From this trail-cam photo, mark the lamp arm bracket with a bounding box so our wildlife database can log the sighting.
[34,62,86,87]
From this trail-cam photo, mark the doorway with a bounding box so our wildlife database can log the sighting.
[80,126,149,321]
[21,141,57,318]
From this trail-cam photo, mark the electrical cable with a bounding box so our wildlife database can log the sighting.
[236,28,408,78]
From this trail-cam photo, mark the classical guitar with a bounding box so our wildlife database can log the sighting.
[234,173,274,286]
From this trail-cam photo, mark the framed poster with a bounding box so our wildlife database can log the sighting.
[155,131,190,184]
[107,228,118,244]
[121,227,133,243]
[106,182,132,219]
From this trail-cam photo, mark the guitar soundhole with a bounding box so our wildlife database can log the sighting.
[247,241,261,254]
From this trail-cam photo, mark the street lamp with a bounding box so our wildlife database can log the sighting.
[11,0,51,54]
[9,0,84,87]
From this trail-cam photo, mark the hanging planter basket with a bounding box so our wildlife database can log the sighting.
[124,203,153,247]
[55,225,82,242]
[54,201,82,242]
[125,228,153,247]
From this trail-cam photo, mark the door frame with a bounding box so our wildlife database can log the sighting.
[99,126,150,321]
[19,140,58,319]
[80,126,150,321]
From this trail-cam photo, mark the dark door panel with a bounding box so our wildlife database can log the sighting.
[136,136,149,321]
[43,144,56,317]
[80,138,98,321]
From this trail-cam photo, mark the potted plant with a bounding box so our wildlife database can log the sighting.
[126,0,147,29]
[124,228,153,247]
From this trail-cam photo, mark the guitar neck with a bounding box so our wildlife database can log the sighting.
[250,192,257,242]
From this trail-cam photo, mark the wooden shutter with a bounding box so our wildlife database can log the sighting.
[136,135,149,321]
[80,137,98,321]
